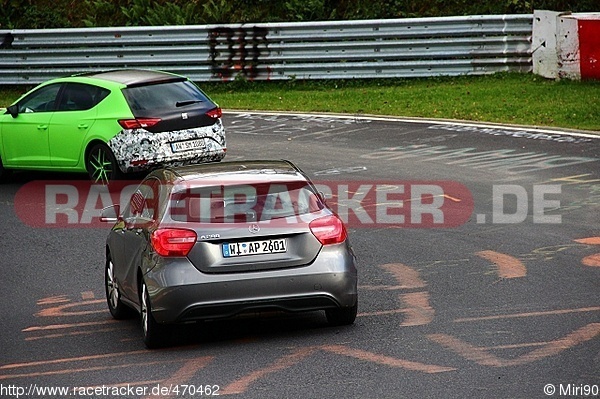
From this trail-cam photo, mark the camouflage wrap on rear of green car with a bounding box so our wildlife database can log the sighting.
[107,119,226,173]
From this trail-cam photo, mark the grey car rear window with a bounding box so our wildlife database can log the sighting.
[169,182,324,223]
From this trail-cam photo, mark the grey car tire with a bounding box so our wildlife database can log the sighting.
[105,254,131,320]
[141,280,167,349]
[325,302,358,326]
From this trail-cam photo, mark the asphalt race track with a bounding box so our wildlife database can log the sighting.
[1,111,599,399]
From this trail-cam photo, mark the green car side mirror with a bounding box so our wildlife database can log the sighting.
[7,104,18,118]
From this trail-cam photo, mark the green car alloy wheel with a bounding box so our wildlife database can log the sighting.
[86,143,121,184]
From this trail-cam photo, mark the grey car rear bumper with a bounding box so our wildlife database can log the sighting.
[144,245,358,324]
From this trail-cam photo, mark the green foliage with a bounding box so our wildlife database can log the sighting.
[283,0,328,21]
[120,0,200,26]
[0,0,22,28]
[82,0,126,27]
[201,0,236,24]
[1,0,71,28]
[2,0,599,28]
[23,6,69,28]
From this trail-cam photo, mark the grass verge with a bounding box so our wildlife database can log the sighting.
[204,73,600,132]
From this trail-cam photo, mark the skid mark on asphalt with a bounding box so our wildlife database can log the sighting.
[576,237,600,245]
[454,306,600,323]
[24,327,122,341]
[221,345,455,395]
[0,350,177,380]
[582,254,600,267]
[380,263,427,288]
[37,295,70,306]
[0,347,214,394]
[382,263,433,326]
[142,357,215,399]
[81,291,95,300]
[398,292,435,326]
[0,350,148,373]
[221,347,317,395]
[13,288,452,396]
[427,323,600,367]
[321,345,454,373]
[0,359,186,380]
[361,263,433,327]
[574,237,600,267]
[11,237,600,393]
[476,250,527,279]
[23,320,118,332]
[26,293,121,341]
[520,244,583,261]
[35,298,105,317]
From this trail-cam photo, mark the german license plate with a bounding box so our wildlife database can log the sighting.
[222,239,287,257]
[171,139,205,153]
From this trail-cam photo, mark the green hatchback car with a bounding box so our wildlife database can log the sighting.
[0,69,226,183]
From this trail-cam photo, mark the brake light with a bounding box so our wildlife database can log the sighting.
[206,107,222,119]
[118,118,161,129]
[309,215,347,245]
[130,160,149,166]
[151,228,197,257]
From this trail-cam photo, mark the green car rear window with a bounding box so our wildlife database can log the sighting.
[122,80,212,114]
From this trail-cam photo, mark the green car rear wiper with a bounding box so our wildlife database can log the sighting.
[175,99,203,107]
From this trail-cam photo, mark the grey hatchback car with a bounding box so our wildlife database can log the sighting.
[101,160,358,348]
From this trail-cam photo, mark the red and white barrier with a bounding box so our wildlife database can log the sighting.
[533,10,600,80]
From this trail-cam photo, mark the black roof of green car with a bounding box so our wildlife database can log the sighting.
[80,69,185,87]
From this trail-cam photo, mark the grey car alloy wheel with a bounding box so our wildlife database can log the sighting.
[105,254,131,320]
[141,280,167,349]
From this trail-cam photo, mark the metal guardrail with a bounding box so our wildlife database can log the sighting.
[0,15,533,85]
